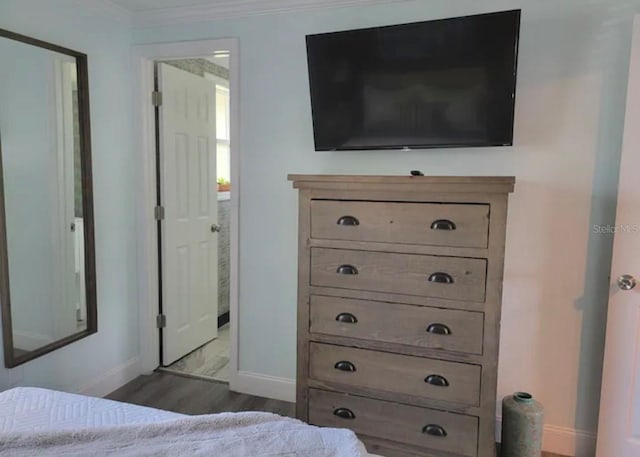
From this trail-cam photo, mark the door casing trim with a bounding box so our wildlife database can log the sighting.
[133,39,240,389]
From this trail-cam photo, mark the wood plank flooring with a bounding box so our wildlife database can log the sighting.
[107,371,294,417]
[107,372,567,457]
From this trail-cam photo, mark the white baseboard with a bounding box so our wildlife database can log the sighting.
[496,417,597,457]
[77,357,141,398]
[232,371,295,403]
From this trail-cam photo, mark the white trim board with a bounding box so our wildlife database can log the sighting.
[77,357,141,398]
[234,371,295,403]
[109,0,412,27]
[495,417,596,457]
[132,39,241,392]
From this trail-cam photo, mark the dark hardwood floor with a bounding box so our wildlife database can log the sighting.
[106,371,294,417]
[107,372,567,457]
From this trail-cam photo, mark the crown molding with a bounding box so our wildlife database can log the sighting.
[130,0,412,28]
[79,0,134,26]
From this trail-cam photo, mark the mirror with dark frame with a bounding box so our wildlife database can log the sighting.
[0,28,96,368]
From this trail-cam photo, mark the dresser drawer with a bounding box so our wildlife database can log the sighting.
[309,343,481,406]
[310,296,483,354]
[311,200,489,248]
[311,248,487,302]
[309,389,479,457]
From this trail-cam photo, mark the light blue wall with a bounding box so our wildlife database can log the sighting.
[0,0,138,393]
[134,0,640,434]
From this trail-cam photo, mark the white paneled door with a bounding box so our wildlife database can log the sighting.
[158,63,218,366]
[596,15,640,457]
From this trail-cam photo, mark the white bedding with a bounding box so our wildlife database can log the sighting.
[0,387,379,456]
[0,387,183,433]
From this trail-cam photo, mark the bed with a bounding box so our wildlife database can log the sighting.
[0,387,376,456]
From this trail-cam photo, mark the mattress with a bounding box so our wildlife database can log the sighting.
[0,387,381,456]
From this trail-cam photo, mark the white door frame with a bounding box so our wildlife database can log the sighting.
[133,39,240,389]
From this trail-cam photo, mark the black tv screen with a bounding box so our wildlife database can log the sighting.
[305,10,521,151]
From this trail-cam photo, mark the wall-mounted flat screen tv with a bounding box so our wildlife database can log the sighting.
[305,10,521,151]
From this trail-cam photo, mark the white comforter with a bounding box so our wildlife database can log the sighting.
[0,394,367,457]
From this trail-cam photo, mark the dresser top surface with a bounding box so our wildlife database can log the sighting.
[288,174,515,193]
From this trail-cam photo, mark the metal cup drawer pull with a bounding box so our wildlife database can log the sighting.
[335,312,358,324]
[333,408,356,420]
[334,361,357,372]
[337,264,358,275]
[426,323,452,335]
[422,424,447,437]
[430,219,457,231]
[424,374,450,387]
[337,215,360,226]
[428,272,454,284]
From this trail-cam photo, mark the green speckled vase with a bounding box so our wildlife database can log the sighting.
[501,392,544,457]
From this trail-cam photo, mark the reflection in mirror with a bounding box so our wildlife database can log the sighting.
[0,29,96,367]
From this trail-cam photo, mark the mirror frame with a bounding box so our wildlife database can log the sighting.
[0,28,97,368]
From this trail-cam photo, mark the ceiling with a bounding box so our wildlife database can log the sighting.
[105,0,409,26]
[109,0,219,11]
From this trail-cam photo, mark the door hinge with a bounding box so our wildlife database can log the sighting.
[156,314,166,329]
[152,91,163,107]
[154,205,165,221]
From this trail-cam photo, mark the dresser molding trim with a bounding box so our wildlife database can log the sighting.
[288,174,515,194]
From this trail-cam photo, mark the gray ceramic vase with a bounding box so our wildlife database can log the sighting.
[501,392,544,457]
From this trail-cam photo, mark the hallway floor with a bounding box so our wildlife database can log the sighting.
[161,323,230,382]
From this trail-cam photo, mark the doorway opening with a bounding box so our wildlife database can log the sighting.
[152,53,233,384]
[134,38,239,392]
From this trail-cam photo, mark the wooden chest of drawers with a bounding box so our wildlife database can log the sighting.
[289,175,515,457]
